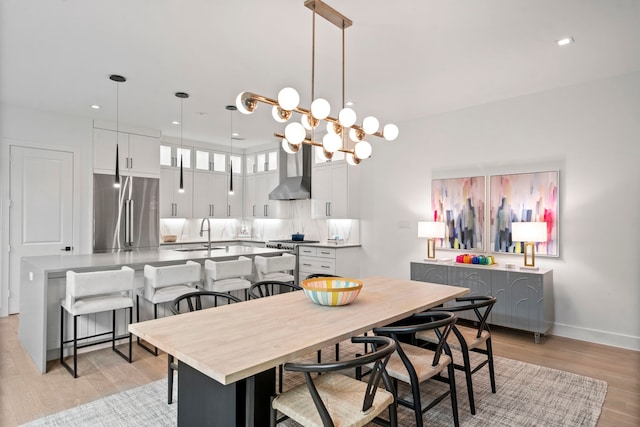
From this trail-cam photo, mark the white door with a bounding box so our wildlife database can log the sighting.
[9,146,74,314]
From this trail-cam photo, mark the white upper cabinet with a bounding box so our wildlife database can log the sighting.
[192,172,228,218]
[93,128,160,177]
[312,159,360,219]
[228,175,244,218]
[160,167,193,218]
[244,171,289,219]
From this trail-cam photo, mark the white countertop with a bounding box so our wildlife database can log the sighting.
[159,238,361,249]
[21,246,289,275]
[296,242,361,249]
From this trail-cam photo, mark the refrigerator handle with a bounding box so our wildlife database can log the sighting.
[125,199,133,246]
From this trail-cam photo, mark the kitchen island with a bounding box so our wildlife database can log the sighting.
[20,246,289,373]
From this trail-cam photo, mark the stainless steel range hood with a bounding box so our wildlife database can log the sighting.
[269,143,312,200]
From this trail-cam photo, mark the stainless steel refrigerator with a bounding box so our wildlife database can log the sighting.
[93,173,159,252]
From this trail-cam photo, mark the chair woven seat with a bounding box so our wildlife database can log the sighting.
[382,345,452,384]
[272,372,394,427]
[271,335,397,427]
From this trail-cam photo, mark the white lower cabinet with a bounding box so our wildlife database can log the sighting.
[297,246,360,284]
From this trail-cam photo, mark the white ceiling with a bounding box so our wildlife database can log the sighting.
[2,0,639,149]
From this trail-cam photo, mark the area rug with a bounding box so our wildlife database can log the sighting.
[23,354,607,426]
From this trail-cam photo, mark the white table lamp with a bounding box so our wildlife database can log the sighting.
[418,221,446,260]
[511,222,547,269]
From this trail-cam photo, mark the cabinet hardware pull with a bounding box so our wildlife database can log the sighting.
[321,265,331,269]
[264,205,268,217]
[252,205,255,217]
[302,263,312,267]
[129,157,132,169]
[227,205,230,217]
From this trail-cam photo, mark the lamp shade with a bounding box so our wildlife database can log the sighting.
[418,221,445,238]
[511,222,547,243]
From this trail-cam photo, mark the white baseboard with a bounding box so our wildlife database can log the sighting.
[551,322,640,351]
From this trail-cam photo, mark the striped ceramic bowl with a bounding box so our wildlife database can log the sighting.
[300,278,363,306]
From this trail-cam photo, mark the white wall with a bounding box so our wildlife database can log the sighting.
[359,71,640,350]
[0,104,94,316]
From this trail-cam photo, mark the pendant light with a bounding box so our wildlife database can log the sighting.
[109,74,126,188]
[175,92,189,193]
[226,105,237,195]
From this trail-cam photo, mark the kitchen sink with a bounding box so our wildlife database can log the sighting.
[174,246,227,252]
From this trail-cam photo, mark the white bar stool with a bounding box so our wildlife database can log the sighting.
[204,256,253,300]
[60,266,135,378]
[254,253,296,284]
[137,261,202,355]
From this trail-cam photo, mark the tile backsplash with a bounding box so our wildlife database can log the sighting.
[160,200,359,243]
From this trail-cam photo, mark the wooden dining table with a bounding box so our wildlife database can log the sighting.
[129,276,469,426]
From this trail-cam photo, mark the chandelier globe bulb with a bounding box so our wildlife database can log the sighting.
[284,122,306,145]
[354,140,372,159]
[363,116,379,134]
[277,87,300,111]
[338,107,357,127]
[311,98,331,119]
[383,124,399,141]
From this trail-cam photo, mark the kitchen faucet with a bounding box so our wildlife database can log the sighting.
[200,218,211,255]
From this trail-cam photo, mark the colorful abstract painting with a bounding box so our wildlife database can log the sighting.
[489,171,559,256]
[431,176,486,251]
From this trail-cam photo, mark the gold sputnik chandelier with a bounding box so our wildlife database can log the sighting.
[235,0,398,165]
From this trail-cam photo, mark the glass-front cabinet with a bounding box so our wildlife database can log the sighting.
[246,150,278,175]
[160,144,192,169]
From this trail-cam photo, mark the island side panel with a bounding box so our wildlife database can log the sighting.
[19,259,48,373]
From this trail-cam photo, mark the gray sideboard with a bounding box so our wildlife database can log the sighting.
[410,261,553,342]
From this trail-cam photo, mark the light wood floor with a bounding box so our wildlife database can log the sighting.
[1,314,638,426]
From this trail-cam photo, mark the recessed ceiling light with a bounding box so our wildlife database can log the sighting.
[90,104,101,109]
[172,121,180,125]
[345,101,355,107]
[556,37,574,46]
[232,132,239,137]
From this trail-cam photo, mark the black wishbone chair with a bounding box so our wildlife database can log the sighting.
[166,290,241,404]
[373,311,459,427]
[417,295,497,415]
[249,280,301,299]
[270,335,398,427]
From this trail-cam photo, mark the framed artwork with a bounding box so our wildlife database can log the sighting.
[489,171,559,256]
[431,176,485,251]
